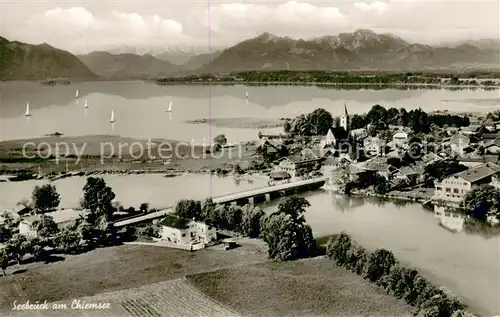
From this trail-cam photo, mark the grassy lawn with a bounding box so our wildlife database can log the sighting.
[0,242,267,314]
[187,257,414,317]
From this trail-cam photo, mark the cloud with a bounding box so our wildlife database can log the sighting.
[13,7,190,53]
[206,1,348,42]
[206,0,499,45]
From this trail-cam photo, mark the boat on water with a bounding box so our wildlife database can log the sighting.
[245,91,249,99]
[167,100,172,112]
[84,100,88,108]
[25,103,32,117]
[110,110,115,123]
[76,89,79,99]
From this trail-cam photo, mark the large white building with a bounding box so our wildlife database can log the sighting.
[433,163,500,204]
[159,215,216,246]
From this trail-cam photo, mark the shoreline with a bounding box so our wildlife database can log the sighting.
[155,81,499,89]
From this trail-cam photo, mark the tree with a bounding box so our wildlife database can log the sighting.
[326,232,353,265]
[283,120,291,133]
[241,205,266,238]
[0,226,12,243]
[81,177,116,224]
[139,203,149,213]
[261,196,315,261]
[0,250,8,275]
[308,108,334,136]
[462,185,500,220]
[174,199,202,220]
[366,105,388,130]
[424,161,468,183]
[363,248,397,283]
[374,175,391,194]
[31,184,60,214]
[213,134,227,146]
[6,234,28,264]
[55,228,82,254]
[35,214,59,239]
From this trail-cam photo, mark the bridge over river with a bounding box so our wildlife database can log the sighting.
[114,177,327,228]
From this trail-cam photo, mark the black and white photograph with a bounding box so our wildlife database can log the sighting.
[0,0,499,316]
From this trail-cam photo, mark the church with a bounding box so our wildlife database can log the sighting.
[320,104,349,149]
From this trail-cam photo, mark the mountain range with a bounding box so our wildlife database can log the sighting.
[1,30,499,80]
[0,36,98,80]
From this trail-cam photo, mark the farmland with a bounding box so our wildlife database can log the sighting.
[187,257,414,317]
[9,278,240,317]
[0,241,267,314]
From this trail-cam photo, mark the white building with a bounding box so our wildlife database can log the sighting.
[433,163,500,204]
[392,132,408,147]
[319,128,336,148]
[450,133,471,155]
[18,209,85,237]
[159,215,216,246]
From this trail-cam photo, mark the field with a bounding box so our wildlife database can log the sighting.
[187,257,414,317]
[0,241,268,315]
[8,278,240,317]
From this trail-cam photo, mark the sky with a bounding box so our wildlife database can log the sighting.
[0,0,498,54]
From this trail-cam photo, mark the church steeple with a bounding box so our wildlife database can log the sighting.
[340,103,349,132]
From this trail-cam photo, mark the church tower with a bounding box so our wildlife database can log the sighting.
[340,103,349,131]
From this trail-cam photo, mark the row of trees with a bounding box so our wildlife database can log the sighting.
[326,233,471,317]
[173,196,317,261]
[158,71,500,85]
[174,199,266,238]
[352,105,470,134]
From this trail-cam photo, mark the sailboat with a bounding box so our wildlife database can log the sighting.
[166,100,172,112]
[25,103,32,117]
[84,100,88,108]
[76,89,79,99]
[245,91,249,99]
[110,110,115,123]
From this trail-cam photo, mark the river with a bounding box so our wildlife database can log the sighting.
[1,81,498,142]
[0,174,268,210]
[264,191,500,316]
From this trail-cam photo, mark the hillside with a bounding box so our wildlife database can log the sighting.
[200,29,500,73]
[77,51,182,79]
[0,36,98,80]
[181,50,223,71]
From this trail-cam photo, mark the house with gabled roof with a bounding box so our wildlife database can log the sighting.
[159,215,216,246]
[433,163,500,203]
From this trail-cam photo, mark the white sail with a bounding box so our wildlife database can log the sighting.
[167,100,172,112]
[25,103,31,116]
[245,91,249,98]
[76,89,79,98]
[110,110,115,123]
[84,100,88,108]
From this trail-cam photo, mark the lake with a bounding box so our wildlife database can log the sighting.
[0,81,498,142]
[0,174,268,210]
[264,191,500,316]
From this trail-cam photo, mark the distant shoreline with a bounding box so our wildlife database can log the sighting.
[155,81,499,89]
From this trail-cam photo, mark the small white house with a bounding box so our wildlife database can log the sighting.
[363,137,385,156]
[159,215,216,246]
[319,128,336,148]
[18,209,85,237]
[392,132,408,147]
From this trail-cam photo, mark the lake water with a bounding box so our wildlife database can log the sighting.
[264,191,500,316]
[1,81,498,142]
[1,82,500,314]
[0,174,268,210]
